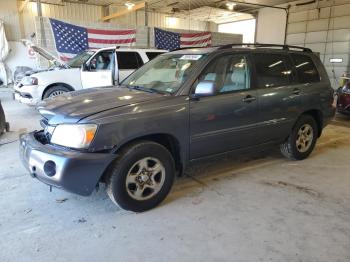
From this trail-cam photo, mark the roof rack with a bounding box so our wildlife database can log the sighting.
[218,43,312,52]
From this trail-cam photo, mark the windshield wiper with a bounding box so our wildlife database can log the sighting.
[127,85,156,93]
[148,88,170,95]
[127,85,170,95]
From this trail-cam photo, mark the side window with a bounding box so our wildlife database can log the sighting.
[195,54,250,94]
[117,52,144,70]
[253,53,294,88]
[146,52,164,60]
[291,54,320,83]
[90,51,113,71]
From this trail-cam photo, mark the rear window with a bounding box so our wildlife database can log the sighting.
[291,54,320,83]
[253,53,294,88]
[146,52,164,61]
[116,52,144,70]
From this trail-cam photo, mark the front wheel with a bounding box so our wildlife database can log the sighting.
[43,85,70,99]
[280,115,318,160]
[106,141,175,212]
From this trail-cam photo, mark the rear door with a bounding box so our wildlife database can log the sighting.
[116,51,144,82]
[190,53,260,159]
[290,53,326,110]
[81,49,114,89]
[252,52,302,144]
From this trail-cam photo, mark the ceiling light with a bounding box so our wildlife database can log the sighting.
[226,2,236,11]
[125,2,135,10]
[166,16,177,27]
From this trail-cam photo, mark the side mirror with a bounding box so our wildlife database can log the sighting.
[82,62,90,71]
[194,81,215,96]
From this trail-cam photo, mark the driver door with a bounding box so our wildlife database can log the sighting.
[190,53,259,159]
[81,50,114,89]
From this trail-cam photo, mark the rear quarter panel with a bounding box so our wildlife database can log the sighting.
[300,54,335,125]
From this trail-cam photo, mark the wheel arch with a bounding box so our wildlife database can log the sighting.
[100,133,184,183]
[42,83,75,99]
[118,133,183,174]
[300,109,323,137]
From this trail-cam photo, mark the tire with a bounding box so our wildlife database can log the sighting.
[0,100,6,135]
[280,115,318,160]
[106,141,175,212]
[43,85,70,99]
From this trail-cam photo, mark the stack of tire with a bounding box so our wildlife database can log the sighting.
[0,99,9,136]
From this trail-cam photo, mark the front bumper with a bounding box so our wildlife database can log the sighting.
[13,84,43,106]
[19,131,114,196]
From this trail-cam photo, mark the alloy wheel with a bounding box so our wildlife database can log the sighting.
[125,157,165,201]
[296,124,314,153]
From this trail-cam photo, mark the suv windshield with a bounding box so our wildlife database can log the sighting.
[123,53,206,94]
[66,51,95,68]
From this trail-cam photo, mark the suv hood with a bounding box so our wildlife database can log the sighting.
[21,40,66,67]
[37,87,164,125]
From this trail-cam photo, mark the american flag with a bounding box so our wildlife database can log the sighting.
[49,18,136,61]
[154,28,211,50]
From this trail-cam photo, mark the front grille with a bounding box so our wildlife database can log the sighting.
[34,130,50,145]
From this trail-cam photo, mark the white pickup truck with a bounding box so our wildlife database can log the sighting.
[14,46,166,105]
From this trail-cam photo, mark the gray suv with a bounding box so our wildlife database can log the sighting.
[19,44,335,212]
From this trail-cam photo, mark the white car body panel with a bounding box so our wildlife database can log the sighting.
[14,47,167,106]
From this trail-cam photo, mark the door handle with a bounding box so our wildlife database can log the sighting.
[292,88,301,95]
[242,95,256,103]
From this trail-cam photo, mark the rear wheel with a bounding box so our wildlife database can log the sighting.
[106,141,175,212]
[280,115,318,160]
[43,85,70,99]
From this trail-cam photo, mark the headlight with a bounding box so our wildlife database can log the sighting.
[51,124,97,149]
[21,76,38,86]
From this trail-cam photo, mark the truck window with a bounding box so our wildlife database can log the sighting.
[291,54,320,83]
[146,52,164,61]
[90,51,113,71]
[117,52,144,70]
[253,53,295,88]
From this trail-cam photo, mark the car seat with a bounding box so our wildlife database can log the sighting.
[220,68,247,93]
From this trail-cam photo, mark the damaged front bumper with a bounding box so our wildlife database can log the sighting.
[19,131,114,196]
[13,83,42,106]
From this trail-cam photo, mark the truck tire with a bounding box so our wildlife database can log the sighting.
[280,115,318,160]
[0,101,8,135]
[43,85,70,99]
[106,141,175,212]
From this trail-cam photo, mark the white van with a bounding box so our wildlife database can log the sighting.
[14,46,166,105]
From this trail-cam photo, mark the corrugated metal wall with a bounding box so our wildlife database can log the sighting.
[22,2,103,39]
[2,0,215,41]
[286,0,350,88]
[109,10,211,31]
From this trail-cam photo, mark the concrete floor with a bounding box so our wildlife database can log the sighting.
[1,87,350,262]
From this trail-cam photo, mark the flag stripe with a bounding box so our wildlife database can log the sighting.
[181,32,211,38]
[87,33,136,40]
[59,53,77,61]
[87,28,136,35]
[180,37,212,46]
[87,42,134,49]
[88,38,136,44]
[180,34,211,42]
